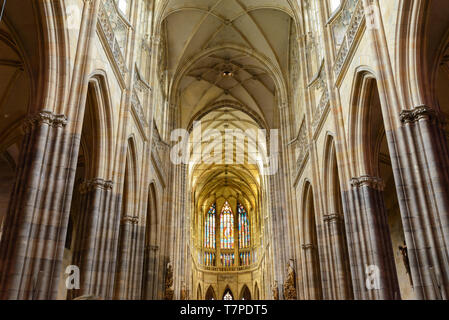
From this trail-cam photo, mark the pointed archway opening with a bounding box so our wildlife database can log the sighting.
[223,287,234,300]
[197,284,202,300]
[205,286,217,300]
[239,285,251,300]
[254,283,260,300]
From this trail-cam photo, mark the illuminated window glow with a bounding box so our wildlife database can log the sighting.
[221,253,235,267]
[204,252,215,266]
[204,204,216,249]
[238,203,250,249]
[240,252,251,266]
[220,202,234,249]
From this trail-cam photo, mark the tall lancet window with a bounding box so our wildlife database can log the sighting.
[220,201,234,249]
[238,203,250,249]
[204,204,216,249]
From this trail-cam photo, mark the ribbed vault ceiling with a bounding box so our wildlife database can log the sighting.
[161,0,294,209]
[189,107,261,209]
[162,0,294,129]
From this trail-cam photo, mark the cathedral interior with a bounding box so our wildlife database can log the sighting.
[0,0,449,301]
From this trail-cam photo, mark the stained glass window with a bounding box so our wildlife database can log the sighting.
[204,204,216,249]
[220,202,234,249]
[221,253,235,267]
[240,252,251,266]
[204,252,215,266]
[238,203,250,249]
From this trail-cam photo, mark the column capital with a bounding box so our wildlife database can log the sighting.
[151,35,162,46]
[351,175,384,190]
[146,245,159,252]
[23,111,68,133]
[400,105,437,124]
[301,243,315,250]
[79,178,113,194]
[279,101,288,109]
[323,213,341,223]
[121,215,139,225]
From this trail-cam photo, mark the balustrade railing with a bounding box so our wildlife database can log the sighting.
[98,0,130,77]
[330,0,365,78]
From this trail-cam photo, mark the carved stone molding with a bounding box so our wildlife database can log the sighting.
[146,245,159,252]
[23,111,68,133]
[333,0,364,78]
[294,122,309,177]
[323,213,341,223]
[312,89,330,131]
[131,89,148,129]
[279,101,288,109]
[98,0,128,78]
[151,35,161,46]
[351,175,384,190]
[121,215,139,225]
[79,178,113,194]
[301,243,315,250]
[400,105,437,124]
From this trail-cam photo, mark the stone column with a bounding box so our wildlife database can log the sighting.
[348,176,399,300]
[360,0,449,299]
[301,243,321,300]
[71,178,113,299]
[113,214,139,299]
[397,106,449,299]
[323,213,353,300]
[142,245,159,299]
[0,111,67,300]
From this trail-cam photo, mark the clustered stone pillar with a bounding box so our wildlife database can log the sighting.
[301,243,320,300]
[71,178,113,299]
[0,111,68,299]
[142,245,159,299]
[348,176,399,300]
[323,213,352,300]
[114,214,139,299]
[397,105,449,299]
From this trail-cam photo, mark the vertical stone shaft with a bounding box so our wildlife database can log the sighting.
[349,176,399,300]
[0,112,67,300]
[323,214,352,299]
[397,107,449,299]
[142,245,159,299]
[114,215,139,299]
[72,178,113,298]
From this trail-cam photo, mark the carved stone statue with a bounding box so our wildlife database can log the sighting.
[164,262,174,300]
[399,242,413,287]
[283,260,297,300]
[271,281,279,300]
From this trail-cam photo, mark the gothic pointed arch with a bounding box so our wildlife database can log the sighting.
[197,284,202,300]
[347,70,410,299]
[64,75,116,299]
[114,137,140,299]
[300,181,322,300]
[142,182,159,299]
[222,286,234,300]
[254,283,260,300]
[205,286,217,300]
[239,285,251,300]
[322,134,353,299]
